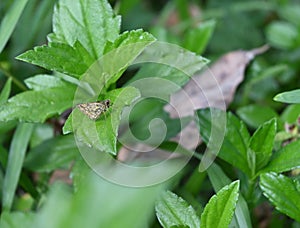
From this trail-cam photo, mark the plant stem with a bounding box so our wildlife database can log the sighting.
[245,178,256,209]
[0,64,27,91]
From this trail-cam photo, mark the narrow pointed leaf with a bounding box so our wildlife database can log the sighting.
[200,180,240,228]
[260,139,300,174]
[207,164,252,228]
[0,78,12,105]
[249,118,276,172]
[2,123,34,211]
[0,0,28,53]
[274,89,300,104]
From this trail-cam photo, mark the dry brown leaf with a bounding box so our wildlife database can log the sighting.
[164,45,269,118]
[49,169,72,185]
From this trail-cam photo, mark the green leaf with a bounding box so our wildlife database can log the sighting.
[0,80,76,122]
[63,87,140,155]
[104,29,155,54]
[249,118,276,172]
[102,29,156,86]
[24,74,69,90]
[183,20,216,54]
[24,135,78,172]
[225,113,251,160]
[30,123,54,147]
[207,164,252,228]
[274,89,300,104]
[127,63,190,89]
[0,170,3,202]
[260,172,300,222]
[0,78,12,105]
[0,0,28,53]
[200,180,240,228]
[126,42,209,89]
[279,4,300,27]
[266,21,300,50]
[126,99,188,142]
[280,104,300,123]
[0,211,34,228]
[260,139,300,174]
[237,104,279,129]
[0,121,18,134]
[32,183,73,228]
[17,41,94,78]
[0,145,8,172]
[197,109,251,175]
[33,168,163,228]
[155,191,200,228]
[49,0,121,59]
[247,64,288,85]
[2,123,34,211]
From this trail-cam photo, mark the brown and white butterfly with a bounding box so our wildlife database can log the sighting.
[76,99,111,120]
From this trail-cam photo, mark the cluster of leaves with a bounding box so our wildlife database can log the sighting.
[0,0,300,228]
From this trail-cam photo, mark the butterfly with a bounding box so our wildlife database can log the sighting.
[76,99,111,120]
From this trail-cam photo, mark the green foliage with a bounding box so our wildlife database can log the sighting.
[17,42,95,78]
[200,181,240,228]
[0,76,76,122]
[0,211,34,228]
[236,104,278,129]
[198,109,251,176]
[266,22,300,50]
[260,172,300,223]
[274,89,300,104]
[24,134,78,172]
[63,87,140,154]
[260,139,300,174]
[155,191,200,228]
[156,181,240,228]
[280,104,300,123]
[248,118,276,173]
[0,78,11,105]
[1,0,300,227]
[183,20,216,55]
[206,163,251,227]
[0,0,28,53]
[2,123,34,211]
[198,109,300,178]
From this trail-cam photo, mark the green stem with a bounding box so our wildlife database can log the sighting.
[0,64,27,91]
[245,178,256,209]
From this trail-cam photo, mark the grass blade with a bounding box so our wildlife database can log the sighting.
[2,123,34,211]
[0,0,28,53]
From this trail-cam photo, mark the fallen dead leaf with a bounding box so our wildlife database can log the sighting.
[164,45,269,117]
[49,169,72,185]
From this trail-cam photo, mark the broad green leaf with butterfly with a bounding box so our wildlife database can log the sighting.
[63,87,140,155]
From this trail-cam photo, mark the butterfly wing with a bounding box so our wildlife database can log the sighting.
[77,102,109,120]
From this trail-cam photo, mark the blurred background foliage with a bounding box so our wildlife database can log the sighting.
[1,0,300,227]
[1,0,300,109]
